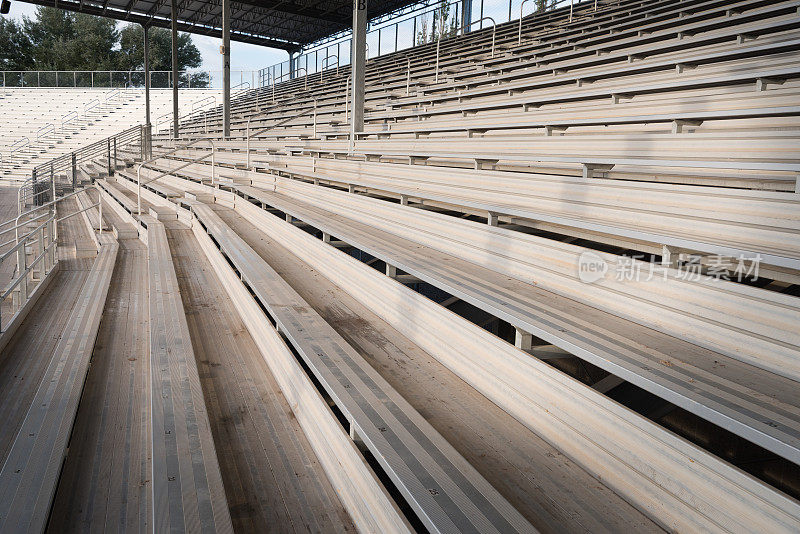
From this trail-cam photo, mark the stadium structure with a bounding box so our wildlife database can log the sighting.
[0,0,799,532]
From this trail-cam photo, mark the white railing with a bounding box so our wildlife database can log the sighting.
[136,137,216,216]
[257,0,576,84]
[0,206,57,333]
[1,70,258,89]
[35,124,54,143]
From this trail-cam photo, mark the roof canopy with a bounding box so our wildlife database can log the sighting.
[17,0,419,51]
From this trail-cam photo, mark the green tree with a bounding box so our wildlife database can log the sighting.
[0,7,208,87]
[536,0,559,13]
[118,25,209,88]
[417,0,458,45]
[0,18,33,70]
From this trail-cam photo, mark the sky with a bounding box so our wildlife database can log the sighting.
[4,1,288,77]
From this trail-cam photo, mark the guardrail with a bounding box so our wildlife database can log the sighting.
[35,124,54,143]
[0,185,106,336]
[136,137,216,215]
[84,98,101,115]
[320,55,340,82]
[9,137,30,158]
[61,110,78,130]
[18,124,147,213]
[0,209,57,333]
[257,0,576,85]
[0,70,257,89]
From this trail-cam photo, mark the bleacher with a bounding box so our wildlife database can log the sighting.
[0,88,221,182]
[1,0,800,532]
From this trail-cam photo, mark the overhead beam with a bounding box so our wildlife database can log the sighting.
[234,0,352,24]
[16,0,300,50]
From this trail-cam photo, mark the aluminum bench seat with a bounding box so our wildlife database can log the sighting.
[0,234,118,532]
[145,218,233,533]
[229,181,800,465]
[188,201,536,534]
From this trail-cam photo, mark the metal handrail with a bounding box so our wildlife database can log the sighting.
[2,213,53,263]
[61,110,78,129]
[406,58,411,95]
[36,123,55,142]
[14,186,87,234]
[84,98,101,116]
[519,0,535,43]
[435,17,496,83]
[105,87,122,101]
[321,55,340,81]
[156,112,174,134]
[294,68,309,90]
[1,69,258,88]
[11,125,145,218]
[191,95,217,115]
[270,72,294,102]
[0,211,57,332]
[9,137,30,158]
[242,106,315,167]
[256,0,463,81]
[0,211,50,241]
[136,137,215,216]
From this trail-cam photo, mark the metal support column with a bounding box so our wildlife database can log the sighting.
[143,24,152,158]
[144,24,151,128]
[170,0,179,138]
[222,0,231,137]
[462,0,472,32]
[351,0,367,136]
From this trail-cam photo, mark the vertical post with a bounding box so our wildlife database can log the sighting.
[462,0,472,31]
[351,0,367,138]
[113,137,117,174]
[43,219,50,273]
[107,139,112,176]
[222,0,231,138]
[71,153,77,190]
[144,24,152,158]
[36,226,44,279]
[17,245,27,303]
[171,0,180,138]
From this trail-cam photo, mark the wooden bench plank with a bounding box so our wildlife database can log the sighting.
[0,234,118,532]
[146,219,233,534]
[189,201,536,534]
[229,183,800,465]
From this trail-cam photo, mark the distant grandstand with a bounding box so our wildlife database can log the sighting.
[0,0,799,533]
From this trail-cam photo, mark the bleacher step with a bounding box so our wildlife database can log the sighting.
[148,205,177,221]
